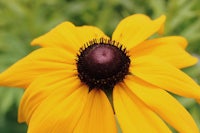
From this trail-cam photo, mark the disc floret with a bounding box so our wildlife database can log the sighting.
[77,38,130,91]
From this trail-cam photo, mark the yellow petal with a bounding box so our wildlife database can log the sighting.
[112,14,166,50]
[31,22,80,53]
[130,55,200,99]
[0,47,76,88]
[75,25,110,44]
[26,82,88,133]
[124,76,199,133]
[113,84,171,133]
[31,22,108,54]
[130,36,198,68]
[74,89,117,133]
[18,71,82,123]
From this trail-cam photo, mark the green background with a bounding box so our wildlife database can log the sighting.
[0,0,200,132]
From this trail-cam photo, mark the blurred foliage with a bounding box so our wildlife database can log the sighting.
[0,0,200,132]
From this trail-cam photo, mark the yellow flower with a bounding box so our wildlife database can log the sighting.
[0,14,200,133]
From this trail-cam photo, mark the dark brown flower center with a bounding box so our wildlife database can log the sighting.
[76,38,130,91]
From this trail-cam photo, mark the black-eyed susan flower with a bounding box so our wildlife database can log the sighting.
[0,14,200,133]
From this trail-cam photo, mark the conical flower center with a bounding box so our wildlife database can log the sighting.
[77,39,130,91]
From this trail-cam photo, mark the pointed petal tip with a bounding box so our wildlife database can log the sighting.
[0,72,21,88]
[30,38,38,46]
[183,55,198,68]
[181,56,199,69]
[30,21,75,46]
[156,15,166,35]
[193,56,199,64]
[160,14,166,20]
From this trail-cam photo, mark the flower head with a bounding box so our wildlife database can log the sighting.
[0,14,200,133]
